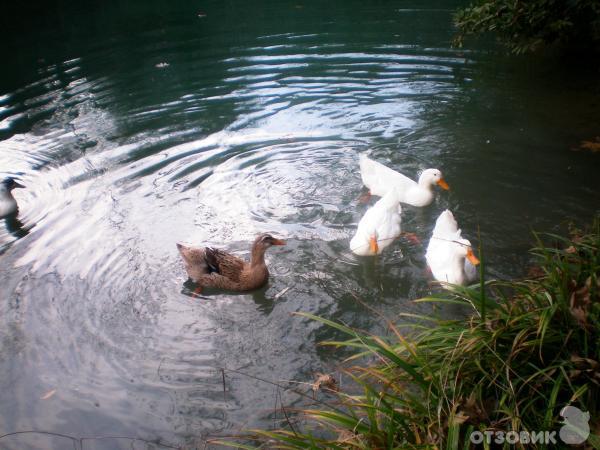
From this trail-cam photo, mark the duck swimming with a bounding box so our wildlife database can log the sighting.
[359,153,449,207]
[177,233,286,292]
[0,177,25,218]
[425,210,480,286]
[350,187,402,256]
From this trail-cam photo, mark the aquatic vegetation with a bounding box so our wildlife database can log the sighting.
[227,219,599,448]
[453,0,600,54]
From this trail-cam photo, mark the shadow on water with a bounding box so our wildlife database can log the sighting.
[4,214,30,238]
[0,0,599,448]
[182,279,285,315]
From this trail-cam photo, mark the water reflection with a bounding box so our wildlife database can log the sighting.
[0,0,599,448]
[4,214,30,238]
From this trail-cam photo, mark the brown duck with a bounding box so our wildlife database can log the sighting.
[176,233,286,292]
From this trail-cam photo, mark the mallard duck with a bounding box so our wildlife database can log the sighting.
[176,233,286,292]
[359,153,449,206]
[0,177,25,218]
[425,210,480,286]
[350,187,402,256]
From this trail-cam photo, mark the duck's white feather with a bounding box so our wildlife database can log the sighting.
[359,153,417,197]
[351,188,402,256]
[359,153,444,207]
[431,209,459,236]
[426,210,477,286]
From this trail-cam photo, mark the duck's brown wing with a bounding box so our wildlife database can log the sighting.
[204,248,246,282]
[194,273,245,291]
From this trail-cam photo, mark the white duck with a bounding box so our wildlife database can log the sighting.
[0,177,25,218]
[425,210,480,286]
[359,153,449,207]
[350,187,402,256]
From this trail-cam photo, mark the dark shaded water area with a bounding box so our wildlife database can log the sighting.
[1,0,599,448]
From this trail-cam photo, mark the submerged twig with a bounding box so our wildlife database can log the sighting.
[0,430,181,450]
[278,389,298,436]
[221,368,227,401]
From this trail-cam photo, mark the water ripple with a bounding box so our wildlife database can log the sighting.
[1,4,598,448]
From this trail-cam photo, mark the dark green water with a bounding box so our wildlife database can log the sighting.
[1,0,599,448]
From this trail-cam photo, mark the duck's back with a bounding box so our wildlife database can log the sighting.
[351,197,401,255]
[359,154,416,197]
[432,209,459,237]
[426,236,451,279]
[427,219,478,286]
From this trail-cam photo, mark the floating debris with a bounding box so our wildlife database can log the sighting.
[576,137,600,153]
[337,429,356,443]
[41,389,56,400]
[312,373,338,393]
[273,286,291,300]
[155,62,170,69]
[581,143,600,152]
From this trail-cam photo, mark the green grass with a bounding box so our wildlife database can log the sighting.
[221,219,599,449]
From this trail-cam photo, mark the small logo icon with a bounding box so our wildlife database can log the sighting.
[559,406,590,445]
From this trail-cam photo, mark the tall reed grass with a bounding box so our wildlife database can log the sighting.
[223,219,599,449]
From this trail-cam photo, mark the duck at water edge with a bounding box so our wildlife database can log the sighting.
[177,233,286,293]
[425,210,480,286]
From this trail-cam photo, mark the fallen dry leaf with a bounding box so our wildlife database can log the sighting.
[41,389,56,400]
[456,393,491,425]
[527,265,545,278]
[569,356,600,385]
[580,138,600,153]
[337,429,356,443]
[312,373,338,393]
[571,356,600,369]
[452,412,470,425]
[570,277,593,330]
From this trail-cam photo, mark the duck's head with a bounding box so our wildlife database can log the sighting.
[1,177,25,191]
[457,239,480,265]
[420,169,449,190]
[253,233,286,251]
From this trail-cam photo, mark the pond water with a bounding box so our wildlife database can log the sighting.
[1,0,599,448]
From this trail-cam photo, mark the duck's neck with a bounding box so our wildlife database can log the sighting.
[450,254,466,284]
[250,244,267,267]
[418,176,433,190]
[378,189,400,210]
[0,188,15,203]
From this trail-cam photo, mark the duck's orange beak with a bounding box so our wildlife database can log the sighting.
[437,178,450,190]
[369,236,379,254]
[272,239,286,246]
[466,248,480,265]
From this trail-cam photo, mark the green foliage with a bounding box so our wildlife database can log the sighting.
[453,0,600,54]
[227,219,600,449]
